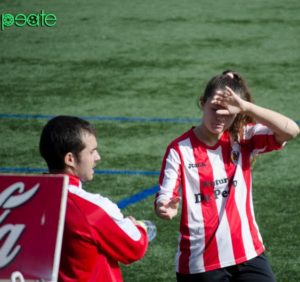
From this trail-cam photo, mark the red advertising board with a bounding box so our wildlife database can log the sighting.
[0,174,68,281]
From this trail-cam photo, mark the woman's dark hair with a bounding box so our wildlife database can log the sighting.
[199,70,254,141]
[39,115,97,171]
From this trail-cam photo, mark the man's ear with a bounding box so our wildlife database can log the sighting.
[198,97,205,109]
[64,152,76,168]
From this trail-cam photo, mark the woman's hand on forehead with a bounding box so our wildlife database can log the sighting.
[211,86,247,115]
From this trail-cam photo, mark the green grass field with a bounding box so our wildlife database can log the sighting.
[1,0,300,281]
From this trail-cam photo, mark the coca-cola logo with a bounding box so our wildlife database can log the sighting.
[0,182,39,268]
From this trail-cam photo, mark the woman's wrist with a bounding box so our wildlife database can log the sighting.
[241,100,253,115]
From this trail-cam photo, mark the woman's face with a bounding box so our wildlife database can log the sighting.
[201,93,236,135]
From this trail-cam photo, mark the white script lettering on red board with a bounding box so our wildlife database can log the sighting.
[0,182,39,268]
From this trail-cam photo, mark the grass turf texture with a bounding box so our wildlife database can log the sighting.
[0,0,300,281]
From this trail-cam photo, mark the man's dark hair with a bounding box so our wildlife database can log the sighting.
[39,115,97,171]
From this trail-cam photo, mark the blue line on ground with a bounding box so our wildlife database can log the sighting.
[0,113,54,120]
[0,166,159,209]
[0,113,200,124]
[0,167,160,176]
[1,113,299,125]
[95,169,159,176]
[0,167,47,173]
[117,185,159,209]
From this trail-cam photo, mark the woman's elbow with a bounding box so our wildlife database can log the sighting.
[288,123,300,140]
[281,121,300,141]
[294,124,300,138]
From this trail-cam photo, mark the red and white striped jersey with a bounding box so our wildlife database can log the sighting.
[155,124,283,274]
[59,175,148,282]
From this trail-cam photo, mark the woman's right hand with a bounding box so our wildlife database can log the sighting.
[155,197,180,220]
[211,86,248,115]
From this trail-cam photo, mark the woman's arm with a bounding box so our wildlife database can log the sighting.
[242,102,299,144]
[212,86,300,144]
[155,147,182,220]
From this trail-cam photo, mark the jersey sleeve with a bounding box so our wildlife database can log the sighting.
[243,123,285,156]
[69,187,148,265]
[155,144,182,206]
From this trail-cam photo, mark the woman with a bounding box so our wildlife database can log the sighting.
[154,70,299,282]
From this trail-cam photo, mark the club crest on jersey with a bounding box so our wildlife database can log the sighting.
[231,150,239,164]
[231,142,240,165]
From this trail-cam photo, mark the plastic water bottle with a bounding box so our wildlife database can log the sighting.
[139,220,157,242]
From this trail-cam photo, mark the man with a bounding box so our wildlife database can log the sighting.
[39,115,148,282]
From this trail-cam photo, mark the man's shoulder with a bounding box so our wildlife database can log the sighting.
[67,186,123,221]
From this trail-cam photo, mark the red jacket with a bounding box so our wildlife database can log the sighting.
[59,175,148,281]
